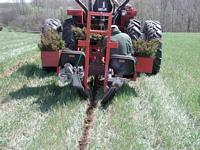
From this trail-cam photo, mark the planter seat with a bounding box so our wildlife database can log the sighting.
[110,54,136,76]
[59,50,85,67]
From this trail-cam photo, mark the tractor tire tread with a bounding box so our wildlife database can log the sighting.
[143,20,163,75]
[126,19,142,40]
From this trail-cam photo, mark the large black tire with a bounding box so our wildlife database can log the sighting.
[126,19,142,41]
[42,18,62,33]
[143,20,162,75]
[62,18,76,50]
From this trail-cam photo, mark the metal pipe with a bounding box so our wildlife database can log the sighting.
[75,0,88,13]
[115,0,130,13]
[88,0,93,11]
[113,0,130,24]
[120,0,130,9]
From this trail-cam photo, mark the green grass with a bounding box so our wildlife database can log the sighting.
[0,31,39,74]
[89,33,200,149]
[162,33,200,118]
[0,32,199,149]
[0,31,86,149]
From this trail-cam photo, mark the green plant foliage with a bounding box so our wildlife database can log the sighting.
[133,39,159,57]
[71,26,86,40]
[90,32,102,41]
[71,26,102,41]
[38,29,65,51]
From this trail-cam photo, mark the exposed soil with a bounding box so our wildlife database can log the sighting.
[0,56,36,78]
[78,77,101,149]
[78,101,97,150]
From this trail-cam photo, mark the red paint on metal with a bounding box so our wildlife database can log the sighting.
[67,9,84,16]
[109,42,118,49]
[79,11,118,92]
[67,9,84,24]
[83,12,91,89]
[104,13,113,93]
[78,40,87,47]
[41,51,61,67]
[119,6,137,31]
[136,57,153,73]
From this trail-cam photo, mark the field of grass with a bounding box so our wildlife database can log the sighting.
[0,30,199,149]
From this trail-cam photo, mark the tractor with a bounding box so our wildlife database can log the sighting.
[43,0,162,104]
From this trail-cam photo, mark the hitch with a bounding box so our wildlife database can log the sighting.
[59,63,89,99]
[101,77,130,105]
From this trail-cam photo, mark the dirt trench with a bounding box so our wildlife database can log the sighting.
[78,101,98,150]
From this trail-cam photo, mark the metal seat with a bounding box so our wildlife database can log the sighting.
[59,50,85,67]
[110,54,136,76]
[93,0,112,12]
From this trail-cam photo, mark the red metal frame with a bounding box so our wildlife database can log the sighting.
[67,9,84,16]
[65,3,154,92]
[67,9,85,24]
[78,12,118,93]
[41,51,61,75]
[135,57,154,73]
[41,51,61,67]
[106,6,136,31]
[119,6,137,29]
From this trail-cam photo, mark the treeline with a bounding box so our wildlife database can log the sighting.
[133,0,200,32]
[0,0,69,31]
[0,0,199,32]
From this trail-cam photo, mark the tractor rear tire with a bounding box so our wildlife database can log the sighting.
[62,18,76,50]
[143,20,162,75]
[126,19,142,41]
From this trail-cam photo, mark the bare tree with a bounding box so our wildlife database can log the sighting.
[0,0,199,32]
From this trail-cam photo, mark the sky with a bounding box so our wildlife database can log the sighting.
[0,0,32,3]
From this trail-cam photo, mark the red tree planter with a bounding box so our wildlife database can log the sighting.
[41,50,61,74]
[136,57,153,73]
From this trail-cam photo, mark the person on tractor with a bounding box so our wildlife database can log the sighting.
[103,25,134,75]
[103,25,133,56]
[93,0,120,12]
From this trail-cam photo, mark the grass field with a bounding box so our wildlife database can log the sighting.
[0,30,199,149]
